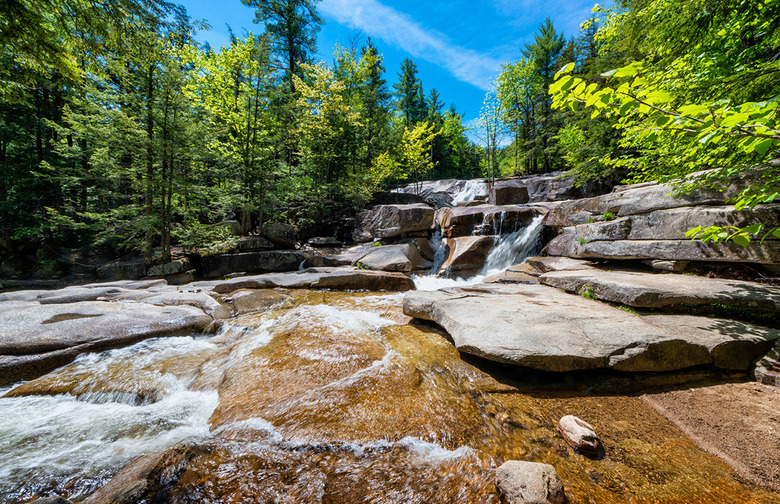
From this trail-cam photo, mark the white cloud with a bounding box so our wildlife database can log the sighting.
[319,0,503,91]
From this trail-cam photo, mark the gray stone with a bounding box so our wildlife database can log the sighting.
[496,460,565,504]
[643,314,779,370]
[439,205,537,238]
[542,180,739,229]
[31,497,73,504]
[352,204,434,243]
[237,236,276,252]
[547,228,780,264]
[646,260,689,272]
[140,290,232,320]
[262,222,296,249]
[147,258,192,277]
[559,415,599,456]
[356,243,431,273]
[402,283,779,372]
[438,236,495,278]
[227,289,289,315]
[211,267,415,294]
[96,258,146,281]
[489,179,530,206]
[0,301,212,385]
[201,251,309,279]
[539,269,780,314]
[307,236,343,247]
[525,256,596,273]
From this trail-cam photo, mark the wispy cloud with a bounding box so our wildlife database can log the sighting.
[319,0,503,91]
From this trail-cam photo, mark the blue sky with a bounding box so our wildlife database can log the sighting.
[179,0,603,134]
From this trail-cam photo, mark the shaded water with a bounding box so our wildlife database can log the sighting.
[1,291,777,503]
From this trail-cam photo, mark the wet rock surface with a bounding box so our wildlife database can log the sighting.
[558,415,600,456]
[496,460,565,504]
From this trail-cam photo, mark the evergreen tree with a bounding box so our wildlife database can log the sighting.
[393,58,426,127]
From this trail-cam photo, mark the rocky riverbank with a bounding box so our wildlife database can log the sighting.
[1,169,778,504]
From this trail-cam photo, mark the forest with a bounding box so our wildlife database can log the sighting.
[1,0,779,275]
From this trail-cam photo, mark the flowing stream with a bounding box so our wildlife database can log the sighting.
[1,289,776,503]
[1,213,777,502]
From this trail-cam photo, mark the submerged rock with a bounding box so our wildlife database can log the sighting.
[496,460,565,504]
[559,415,600,456]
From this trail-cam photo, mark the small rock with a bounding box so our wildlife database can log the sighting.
[496,460,565,504]
[559,415,600,456]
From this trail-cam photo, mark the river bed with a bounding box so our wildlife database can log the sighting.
[1,289,777,503]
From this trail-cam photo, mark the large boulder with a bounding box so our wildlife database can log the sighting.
[96,258,146,281]
[147,258,192,278]
[402,283,780,373]
[201,251,309,279]
[261,222,296,249]
[438,236,495,278]
[489,179,530,206]
[496,460,565,504]
[353,204,435,243]
[539,269,780,315]
[237,236,276,252]
[356,243,431,273]
[439,205,537,237]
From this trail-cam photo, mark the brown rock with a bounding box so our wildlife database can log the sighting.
[438,236,495,278]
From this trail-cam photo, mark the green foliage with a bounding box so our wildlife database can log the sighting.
[617,304,638,315]
[600,211,615,221]
[577,237,589,245]
[549,0,780,246]
[581,286,596,300]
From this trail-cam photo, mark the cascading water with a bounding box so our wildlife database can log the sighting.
[451,179,488,205]
[479,214,545,276]
[0,288,773,503]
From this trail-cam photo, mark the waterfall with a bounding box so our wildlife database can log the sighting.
[479,215,545,276]
[451,179,488,204]
[428,228,447,275]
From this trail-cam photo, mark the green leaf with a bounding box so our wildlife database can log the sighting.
[754,138,775,156]
[614,64,639,78]
[559,76,576,91]
[732,234,750,247]
[743,223,764,235]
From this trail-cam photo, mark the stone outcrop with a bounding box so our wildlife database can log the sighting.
[539,269,780,315]
[0,298,213,385]
[438,205,537,238]
[403,283,780,373]
[542,173,780,265]
[489,179,530,205]
[201,251,309,279]
[353,204,435,243]
[356,243,431,273]
[237,236,276,252]
[96,258,146,281]
[208,267,416,294]
[261,222,296,249]
[753,340,780,386]
[438,236,495,278]
[496,460,565,504]
[559,415,600,456]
